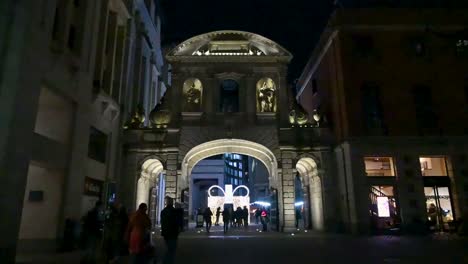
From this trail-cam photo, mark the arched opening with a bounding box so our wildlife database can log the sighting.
[137,159,165,225]
[296,157,324,231]
[219,79,239,112]
[180,139,281,231]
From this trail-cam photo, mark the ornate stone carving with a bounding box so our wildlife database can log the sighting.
[256,78,277,113]
[182,78,202,112]
[288,101,309,126]
[149,94,171,128]
[125,104,146,129]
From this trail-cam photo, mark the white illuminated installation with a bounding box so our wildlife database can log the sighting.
[377,196,390,217]
[207,184,250,224]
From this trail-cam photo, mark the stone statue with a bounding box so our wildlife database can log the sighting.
[258,80,276,112]
[184,82,201,112]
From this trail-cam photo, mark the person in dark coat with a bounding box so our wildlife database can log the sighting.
[222,207,231,234]
[215,207,221,226]
[203,207,213,233]
[242,206,249,227]
[235,207,243,227]
[161,197,182,264]
[81,200,103,264]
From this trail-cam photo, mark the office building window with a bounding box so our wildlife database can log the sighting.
[419,156,449,177]
[412,86,437,130]
[364,157,396,177]
[88,127,108,163]
[361,84,385,132]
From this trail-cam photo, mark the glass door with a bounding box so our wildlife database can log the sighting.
[424,186,454,231]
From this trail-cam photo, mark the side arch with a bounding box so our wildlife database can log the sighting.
[295,156,324,231]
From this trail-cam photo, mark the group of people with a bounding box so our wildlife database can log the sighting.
[80,197,182,264]
[200,206,269,233]
[201,206,249,234]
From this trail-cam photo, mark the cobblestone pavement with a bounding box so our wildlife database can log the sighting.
[16,225,468,264]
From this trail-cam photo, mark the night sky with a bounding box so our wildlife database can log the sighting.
[160,0,468,82]
[160,0,334,81]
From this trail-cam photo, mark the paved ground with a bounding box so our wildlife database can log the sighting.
[16,224,468,264]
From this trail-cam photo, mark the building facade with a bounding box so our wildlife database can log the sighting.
[121,30,336,233]
[296,8,468,233]
[0,0,167,260]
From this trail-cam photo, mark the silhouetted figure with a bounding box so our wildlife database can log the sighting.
[103,203,119,263]
[126,203,152,264]
[242,206,249,227]
[235,207,243,227]
[255,209,261,224]
[118,205,129,257]
[81,200,103,264]
[261,208,268,232]
[161,197,182,264]
[222,208,231,234]
[203,207,213,232]
[295,207,302,229]
[215,207,221,226]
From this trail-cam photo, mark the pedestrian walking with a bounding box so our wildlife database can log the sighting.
[215,207,221,226]
[161,197,183,264]
[242,206,249,227]
[261,208,269,232]
[203,207,213,233]
[235,207,243,227]
[126,203,152,264]
[255,208,261,224]
[222,207,231,234]
[81,200,104,264]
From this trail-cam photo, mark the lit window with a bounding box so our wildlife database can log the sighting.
[369,186,398,222]
[419,156,449,176]
[364,157,395,176]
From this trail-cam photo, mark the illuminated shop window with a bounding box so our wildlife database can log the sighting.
[424,186,454,231]
[419,156,449,176]
[369,186,399,231]
[364,157,395,176]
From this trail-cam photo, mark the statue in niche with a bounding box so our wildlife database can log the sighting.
[257,78,276,112]
[183,79,202,112]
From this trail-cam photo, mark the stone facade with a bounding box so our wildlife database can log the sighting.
[122,31,335,232]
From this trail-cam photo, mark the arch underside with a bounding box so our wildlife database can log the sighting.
[296,157,324,231]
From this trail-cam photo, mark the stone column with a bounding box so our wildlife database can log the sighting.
[302,183,311,229]
[112,25,127,102]
[165,153,178,199]
[118,151,140,211]
[103,11,118,95]
[395,155,427,233]
[93,0,110,87]
[245,75,256,121]
[277,68,289,125]
[281,153,296,231]
[0,2,45,261]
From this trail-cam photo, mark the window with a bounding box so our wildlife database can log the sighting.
[361,84,385,132]
[88,127,108,163]
[364,157,395,176]
[353,35,374,58]
[425,186,454,231]
[419,156,449,176]
[312,79,318,95]
[220,79,239,112]
[369,186,399,231]
[412,86,438,130]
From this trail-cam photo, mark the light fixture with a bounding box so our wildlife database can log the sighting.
[312,109,321,127]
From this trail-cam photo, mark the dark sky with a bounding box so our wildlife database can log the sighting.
[160,0,334,81]
[160,0,468,82]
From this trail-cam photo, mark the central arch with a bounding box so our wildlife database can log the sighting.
[180,139,281,225]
